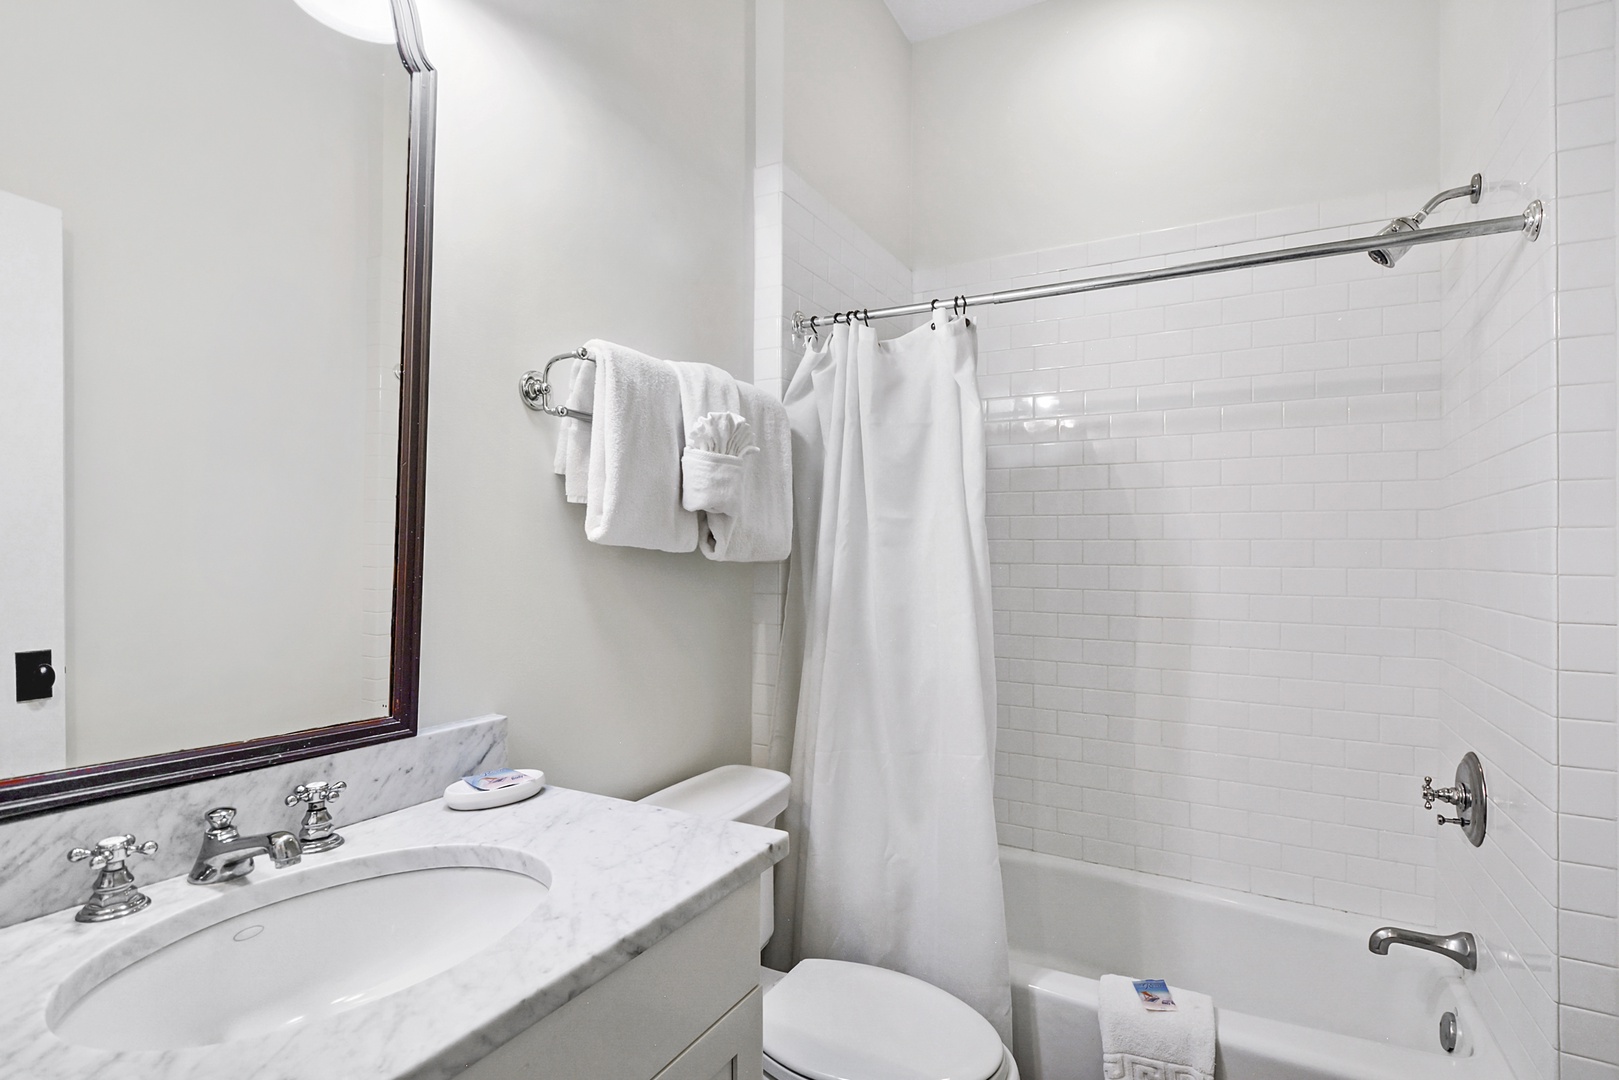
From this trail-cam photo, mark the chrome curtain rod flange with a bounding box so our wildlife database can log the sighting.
[1523,198,1544,242]
[519,348,594,422]
[798,190,1544,329]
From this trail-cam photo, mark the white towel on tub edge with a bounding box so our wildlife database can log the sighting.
[1098,974,1215,1080]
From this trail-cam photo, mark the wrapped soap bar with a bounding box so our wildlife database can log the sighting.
[442,768,546,810]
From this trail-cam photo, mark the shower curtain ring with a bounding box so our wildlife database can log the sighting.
[931,298,940,329]
[860,309,870,326]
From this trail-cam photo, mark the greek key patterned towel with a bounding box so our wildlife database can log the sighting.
[1103,1052,1213,1080]
[1097,975,1215,1080]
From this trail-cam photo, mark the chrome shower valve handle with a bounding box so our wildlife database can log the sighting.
[1421,753,1488,847]
[286,780,347,853]
[1421,776,1469,812]
[66,834,160,922]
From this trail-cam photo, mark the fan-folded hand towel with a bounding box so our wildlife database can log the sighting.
[682,412,757,517]
[583,340,698,552]
[1098,974,1215,1080]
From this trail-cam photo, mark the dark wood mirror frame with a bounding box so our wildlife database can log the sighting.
[0,0,437,823]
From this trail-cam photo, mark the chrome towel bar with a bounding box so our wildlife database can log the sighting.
[519,348,594,422]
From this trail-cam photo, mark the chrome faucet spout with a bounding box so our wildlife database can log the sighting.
[1368,925,1477,971]
[187,807,302,885]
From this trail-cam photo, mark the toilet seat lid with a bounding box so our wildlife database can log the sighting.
[763,959,1004,1080]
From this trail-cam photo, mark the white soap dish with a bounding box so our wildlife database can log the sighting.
[443,768,546,811]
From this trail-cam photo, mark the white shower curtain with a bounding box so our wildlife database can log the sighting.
[767,316,1012,1040]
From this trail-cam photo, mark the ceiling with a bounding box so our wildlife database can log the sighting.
[881,0,1048,42]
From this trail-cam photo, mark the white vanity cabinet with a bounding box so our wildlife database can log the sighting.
[461,879,763,1080]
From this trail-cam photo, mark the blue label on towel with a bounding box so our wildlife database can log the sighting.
[1132,979,1177,1012]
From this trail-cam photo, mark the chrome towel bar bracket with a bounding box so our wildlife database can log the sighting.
[519,348,595,422]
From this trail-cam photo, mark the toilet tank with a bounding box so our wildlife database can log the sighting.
[640,765,790,827]
[641,765,790,951]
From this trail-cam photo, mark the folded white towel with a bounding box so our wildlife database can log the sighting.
[551,355,596,504]
[697,382,791,562]
[583,340,699,552]
[671,360,743,428]
[683,447,748,517]
[1098,975,1215,1080]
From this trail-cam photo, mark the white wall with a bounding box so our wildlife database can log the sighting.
[414,0,758,799]
[910,0,1442,269]
[0,1,402,767]
[782,0,914,263]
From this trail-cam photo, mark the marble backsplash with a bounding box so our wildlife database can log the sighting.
[0,714,505,929]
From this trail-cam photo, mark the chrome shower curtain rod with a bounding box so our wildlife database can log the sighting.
[791,188,1544,337]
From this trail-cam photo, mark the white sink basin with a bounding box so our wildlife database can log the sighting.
[50,850,549,1050]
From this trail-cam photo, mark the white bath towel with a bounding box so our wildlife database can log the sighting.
[697,382,791,562]
[583,340,699,552]
[1098,974,1215,1080]
[551,354,596,504]
[671,360,743,428]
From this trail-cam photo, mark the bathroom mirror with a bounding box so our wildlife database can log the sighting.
[0,0,435,820]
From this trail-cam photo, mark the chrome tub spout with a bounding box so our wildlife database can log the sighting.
[1368,926,1477,971]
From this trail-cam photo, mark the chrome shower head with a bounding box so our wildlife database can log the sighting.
[1368,216,1423,267]
[1369,173,1484,269]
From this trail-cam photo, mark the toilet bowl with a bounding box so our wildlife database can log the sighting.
[642,765,1018,1080]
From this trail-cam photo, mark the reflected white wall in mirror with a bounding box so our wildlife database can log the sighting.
[0,0,411,776]
[0,190,66,777]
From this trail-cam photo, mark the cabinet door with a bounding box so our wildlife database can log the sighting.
[652,988,762,1080]
[455,882,760,1080]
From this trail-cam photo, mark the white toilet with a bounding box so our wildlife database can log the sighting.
[642,765,1018,1080]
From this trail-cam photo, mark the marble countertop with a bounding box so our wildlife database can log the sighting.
[0,784,788,1080]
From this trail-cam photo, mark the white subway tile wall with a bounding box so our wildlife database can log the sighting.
[1432,0,1562,1068]
[1555,3,1619,1078]
[916,204,1449,927]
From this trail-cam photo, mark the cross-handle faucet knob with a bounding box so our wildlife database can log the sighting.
[285,780,346,808]
[1421,776,1468,811]
[286,780,347,853]
[206,807,238,833]
[66,835,160,922]
[68,834,159,869]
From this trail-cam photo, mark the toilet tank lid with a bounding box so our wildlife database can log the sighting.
[639,765,790,826]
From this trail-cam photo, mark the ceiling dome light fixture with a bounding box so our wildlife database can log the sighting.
[291,0,397,44]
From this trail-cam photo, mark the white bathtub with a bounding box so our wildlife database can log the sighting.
[1000,848,1513,1080]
